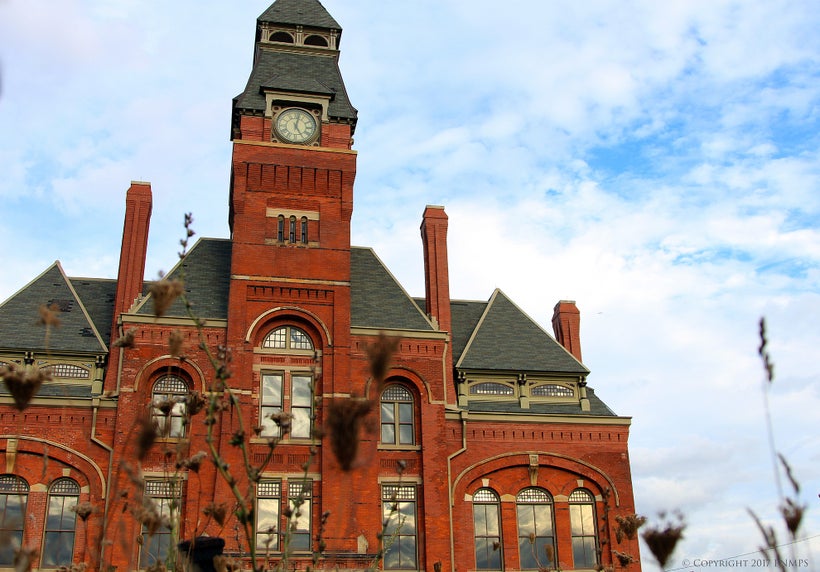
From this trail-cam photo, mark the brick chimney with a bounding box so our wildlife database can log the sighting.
[552,300,582,363]
[112,181,153,324]
[420,205,451,334]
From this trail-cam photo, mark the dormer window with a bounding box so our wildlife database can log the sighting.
[269,31,294,43]
[304,35,328,47]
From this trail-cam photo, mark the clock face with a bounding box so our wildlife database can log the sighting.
[275,108,318,143]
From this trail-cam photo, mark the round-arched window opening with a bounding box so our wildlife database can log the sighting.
[261,325,314,351]
[269,31,294,43]
[304,35,328,47]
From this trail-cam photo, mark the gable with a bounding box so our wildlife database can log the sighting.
[0,263,108,353]
[456,289,588,375]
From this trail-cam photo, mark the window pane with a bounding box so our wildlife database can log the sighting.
[399,424,414,445]
[398,403,412,423]
[292,376,312,406]
[291,407,311,439]
[256,497,280,551]
[381,403,395,423]
[381,424,396,444]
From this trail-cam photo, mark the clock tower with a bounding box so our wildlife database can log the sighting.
[226,0,358,413]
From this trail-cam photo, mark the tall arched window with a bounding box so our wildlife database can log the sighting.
[289,216,297,242]
[473,488,502,570]
[277,215,285,242]
[569,489,598,568]
[300,216,308,244]
[0,475,28,566]
[260,326,315,439]
[380,384,414,445]
[151,375,189,438]
[516,488,555,570]
[42,478,80,567]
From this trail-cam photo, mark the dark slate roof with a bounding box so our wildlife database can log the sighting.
[258,0,341,30]
[467,387,616,416]
[0,263,108,354]
[445,299,487,365]
[350,248,433,331]
[136,238,232,320]
[71,278,117,346]
[234,50,357,122]
[456,289,588,375]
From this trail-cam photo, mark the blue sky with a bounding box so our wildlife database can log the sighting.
[1,0,819,568]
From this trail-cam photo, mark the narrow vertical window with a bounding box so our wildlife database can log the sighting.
[260,372,284,437]
[473,488,502,570]
[42,478,80,567]
[289,216,296,242]
[257,481,281,552]
[569,489,598,568]
[382,485,417,570]
[380,385,414,445]
[277,215,285,242]
[140,480,180,568]
[287,481,312,551]
[516,488,555,570]
[300,216,308,244]
[151,375,188,438]
[290,374,313,439]
[0,475,28,566]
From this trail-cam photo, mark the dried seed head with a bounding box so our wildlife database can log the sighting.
[325,398,373,471]
[1,363,49,411]
[38,303,62,327]
[71,501,95,521]
[168,329,184,358]
[614,550,635,566]
[204,502,229,527]
[780,498,805,538]
[135,416,158,461]
[642,512,685,568]
[615,513,646,543]
[183,451,208,474]
[367,333,400,385]
[186,391,206,416]
[113,327,138,349]
[148,279,184,318]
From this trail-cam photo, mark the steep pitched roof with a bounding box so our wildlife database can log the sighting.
[258,0,341,30]
[234,50,357,122]
[0,262,108,354]
[350,248,434,331]
[455,289,588,375]
[136,238,232,320]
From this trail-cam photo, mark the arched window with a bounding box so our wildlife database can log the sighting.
[269,31,294,43]
[380,385,414,445]
[303,34,328,47]
[516,488,555,570]
[42,478,80,567]
[569,489,598,568]
[469,382,514,396]
[473,488,502,570]
[262,326,314,351]
[300,216,308,244]
[289,216,297,242]
[151,375,189,438]
[531,384,574,398]
[277,215,285,242]
[260,326,315,439]
[0,475,28,565]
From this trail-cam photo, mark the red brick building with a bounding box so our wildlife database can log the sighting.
[0,1,641,570]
